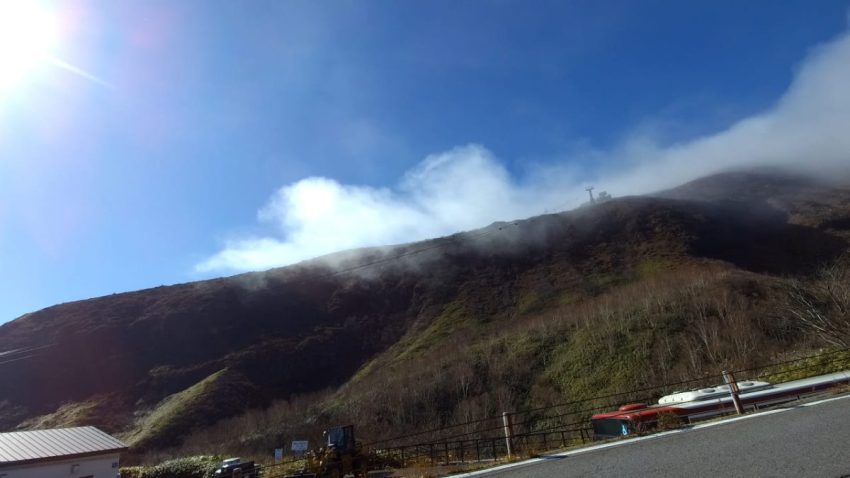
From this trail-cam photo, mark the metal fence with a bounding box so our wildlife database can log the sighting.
[370,426,593,468]
[244,349,850,476]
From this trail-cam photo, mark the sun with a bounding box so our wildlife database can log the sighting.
[0,2,59,91]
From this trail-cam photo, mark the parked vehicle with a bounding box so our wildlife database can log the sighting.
[591,369,850,439]
[214,457,262,477]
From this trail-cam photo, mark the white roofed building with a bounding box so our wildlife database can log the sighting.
[0,426,127,478]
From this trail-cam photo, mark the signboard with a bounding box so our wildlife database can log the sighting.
[274,448,284,462]
[291,440,309,456]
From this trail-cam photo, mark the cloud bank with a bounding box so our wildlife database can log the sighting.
[196,145,570,272]
[197,31,850,274]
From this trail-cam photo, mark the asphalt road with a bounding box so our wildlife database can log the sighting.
[462,394,850,478]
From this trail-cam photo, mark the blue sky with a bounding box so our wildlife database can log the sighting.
[2,1,850,323]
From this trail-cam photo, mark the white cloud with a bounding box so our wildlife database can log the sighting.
[595,32,850,196]
[196,145,570,273]
[197,31,850,274]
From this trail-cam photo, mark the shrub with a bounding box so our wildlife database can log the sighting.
[656,411,684,431]
[119,455,223,478]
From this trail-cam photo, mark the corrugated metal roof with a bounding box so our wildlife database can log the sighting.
[0,426,127,466]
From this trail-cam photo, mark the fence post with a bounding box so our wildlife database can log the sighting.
[502,412,514,459]
[722,370,744,415]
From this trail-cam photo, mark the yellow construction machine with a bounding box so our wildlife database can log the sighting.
[287,425,370,478]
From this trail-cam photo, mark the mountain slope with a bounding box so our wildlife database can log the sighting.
[1,169,849,454]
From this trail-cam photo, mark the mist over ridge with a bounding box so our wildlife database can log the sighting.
[198,29,850,274]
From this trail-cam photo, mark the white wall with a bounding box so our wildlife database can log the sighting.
[0,453,120,478]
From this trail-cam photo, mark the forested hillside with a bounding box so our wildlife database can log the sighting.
[2,169,849,461]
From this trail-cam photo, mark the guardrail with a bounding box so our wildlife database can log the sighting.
[244,349,850,476]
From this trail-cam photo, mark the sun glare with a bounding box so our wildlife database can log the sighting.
[0,2,59,91]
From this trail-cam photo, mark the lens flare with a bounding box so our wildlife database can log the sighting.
[0,2,59,91]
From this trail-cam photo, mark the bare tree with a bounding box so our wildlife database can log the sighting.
[785,263,850,348]
[596,191,613,202]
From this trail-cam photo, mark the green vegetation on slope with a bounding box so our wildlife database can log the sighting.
[764,349,850,383]
[16,394,128,432]
[124,368,258,451]
[392,299,472,364]
[546,320,655,400]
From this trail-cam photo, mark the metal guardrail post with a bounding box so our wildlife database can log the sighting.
[722,370,745,415]
[502,412,514,459]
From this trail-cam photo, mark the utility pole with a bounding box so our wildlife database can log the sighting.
[585,186,595,204]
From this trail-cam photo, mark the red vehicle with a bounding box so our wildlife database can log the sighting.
[591,369,850,440]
